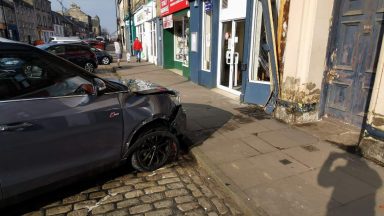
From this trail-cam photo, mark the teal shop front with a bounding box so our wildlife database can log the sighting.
[160,0,190,78]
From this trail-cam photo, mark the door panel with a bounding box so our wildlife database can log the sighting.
[0,94,123,198]
[325,0,383,126]
[219,19,245,92]
[243,0,274,105]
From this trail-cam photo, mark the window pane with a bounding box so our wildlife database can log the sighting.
[202,2,212,71]
[0,52,91,100]
[250,1,271,82]
[174,16,189,66]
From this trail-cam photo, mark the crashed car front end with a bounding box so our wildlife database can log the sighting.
[125,79,186,136]
[110,79,186,158]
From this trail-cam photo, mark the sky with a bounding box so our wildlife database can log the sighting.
[50,0,117,34]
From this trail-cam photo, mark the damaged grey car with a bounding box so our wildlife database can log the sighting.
[0,38,186,207]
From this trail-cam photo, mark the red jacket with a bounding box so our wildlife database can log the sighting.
[133,39,142,51]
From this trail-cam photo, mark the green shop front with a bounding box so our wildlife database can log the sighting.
[160,0,190,78]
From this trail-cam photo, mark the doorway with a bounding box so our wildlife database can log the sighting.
[324,0,384,127]
[218,19,246,93]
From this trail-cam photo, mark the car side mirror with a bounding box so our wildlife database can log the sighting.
[94,78,107,92]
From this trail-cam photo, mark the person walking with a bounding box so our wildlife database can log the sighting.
[114,38,122,68]
[133,37,143,62]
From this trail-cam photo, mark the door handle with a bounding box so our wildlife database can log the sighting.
[234,52,239,64]
[0,122,34,132]
[226,51,232,64]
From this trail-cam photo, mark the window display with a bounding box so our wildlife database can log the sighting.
[174,16,189,66]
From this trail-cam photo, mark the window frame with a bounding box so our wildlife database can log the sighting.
[201,1,213,72]
[248,0,271,84]
[0,50,95,102]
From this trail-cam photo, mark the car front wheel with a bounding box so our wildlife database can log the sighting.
[102,57,110,65]
[84,62,95,73]
[131,128,179,172]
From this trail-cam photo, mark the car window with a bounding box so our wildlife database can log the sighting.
[66,45,81,53]
[0,51,92,101]
[46,45,65,55]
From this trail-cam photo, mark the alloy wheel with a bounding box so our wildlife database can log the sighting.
[102,57,110,65]
[84,63,95,73]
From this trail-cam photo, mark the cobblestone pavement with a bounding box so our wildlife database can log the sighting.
[22,155,243,216]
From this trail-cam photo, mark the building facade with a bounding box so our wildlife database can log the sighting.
[187,0,384,163]
[52,11,64,37]
[134,1,156,63]
[13,0,36,44]
[92,15,101,37]
[26,0,54,42]
[65,3,92,38]
[0,0,19,40]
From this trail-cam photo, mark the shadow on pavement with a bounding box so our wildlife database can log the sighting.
[318,152,382,216]
[181,103,233,151]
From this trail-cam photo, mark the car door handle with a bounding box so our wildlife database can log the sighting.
[0,122,34,132]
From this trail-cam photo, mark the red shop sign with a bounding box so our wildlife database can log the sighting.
[160,0,189,17]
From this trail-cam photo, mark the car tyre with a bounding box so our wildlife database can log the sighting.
[84,62,95,73]
[102,57,110,65]
[131,127,179,172]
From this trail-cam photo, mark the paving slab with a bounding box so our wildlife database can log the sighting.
[257,130,303,149]
[240,136,278,154]
[299,168,377,204]
[282,142,346,169]
[245,176,341,216]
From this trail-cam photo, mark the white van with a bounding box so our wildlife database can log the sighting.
[49,36,81,43]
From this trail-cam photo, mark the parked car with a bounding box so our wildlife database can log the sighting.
[0,38,186,207]
[49,36,81,43]
[91,47,113,65]
[37,43,98,73]
[83,39,106,50]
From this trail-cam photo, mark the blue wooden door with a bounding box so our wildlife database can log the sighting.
[325,0,384,126]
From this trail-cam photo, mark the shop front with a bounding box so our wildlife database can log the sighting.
[134,1,156,63]
[189,0,278,106]
[160,0,190,78]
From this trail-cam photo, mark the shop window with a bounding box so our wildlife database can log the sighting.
[202,1,212,71]
[174,16,189,66]
[249,1,270,83]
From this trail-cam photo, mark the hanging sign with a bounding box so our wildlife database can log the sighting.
[160,0,189,17]
[163,14,173,29]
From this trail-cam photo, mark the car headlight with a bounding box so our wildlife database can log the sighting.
[170,90,181,105]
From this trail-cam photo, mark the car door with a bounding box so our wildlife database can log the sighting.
[46,45,66,59]
[0,48,123,200]
[65,45,86,68]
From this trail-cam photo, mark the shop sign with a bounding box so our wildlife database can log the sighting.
[205,0,213,12]
[163,14,173,29]
[160,0,189,17]
[134,4,153,26]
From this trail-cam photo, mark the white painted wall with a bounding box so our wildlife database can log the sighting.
[219,0,247,21]
[367,38,384,131]
[283,0,333,94]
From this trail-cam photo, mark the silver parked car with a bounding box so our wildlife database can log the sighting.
[0,38,186,207]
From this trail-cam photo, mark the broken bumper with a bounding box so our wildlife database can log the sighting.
[171,105,186,136]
